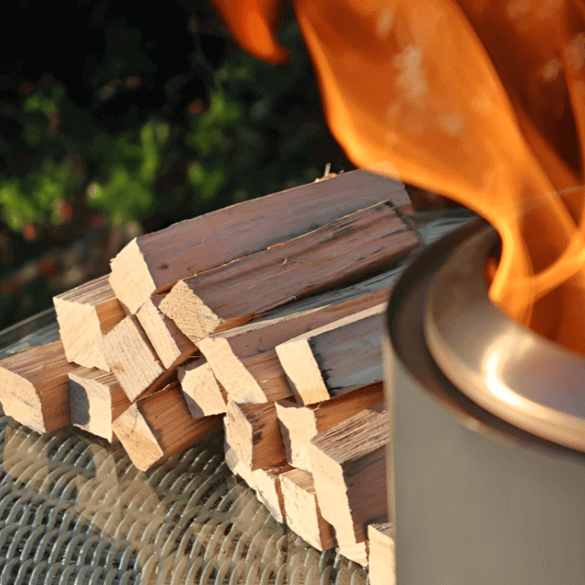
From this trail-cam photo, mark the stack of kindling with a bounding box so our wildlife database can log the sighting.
[0,170,415,574]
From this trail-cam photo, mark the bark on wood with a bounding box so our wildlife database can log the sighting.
[275,305,385,404]
[159,203,418,342]
[276,382,384,472]
[280,468,336,551]
[0,340,81,433]
[251,461,293,524]
[109,169,410,314]
[178,356,227,417]
[224,400,287,471]
[368,521,396,585]
[112,382,222,471]
[309,409,390,566]
[99,315,165,402]
[69,367,131,442]
[53,274,125,370]
[135,295,197,369]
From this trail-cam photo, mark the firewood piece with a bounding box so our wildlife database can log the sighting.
[224,400,287,471]
[99,315,165,402]
[159,203,418,342]
[251,461,293,524]
[368,522,396,585]
[275,305,385,404]
[224,443,254,486]
[309,409,390,566]
[241,350,293,402]
[135,295,197,369]
[69,367,131,442]
[53,274,125,370]
[178,357,226,417]
[112,382,222,471]
[280,468,336,551]
[276,382,384,472]
[213,265,406,361]
[109,169,410,314]
[0,340,81,433]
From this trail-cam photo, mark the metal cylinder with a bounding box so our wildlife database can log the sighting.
[384,218,585,585]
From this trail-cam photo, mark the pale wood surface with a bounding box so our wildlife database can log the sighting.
[135,295,196,369]
[309,409,390,565]
[69,367,130,441]
[276,382,384,472]
[0,340,81,433]
[54,274,125,370]
[368,521,396,585]
[251,461,293,524]
[178,357,226,417]
[99,315,165,401]
[280,468,336,551]
[159,203,418,342]
[109,169,410,313]
[224,401,287,471]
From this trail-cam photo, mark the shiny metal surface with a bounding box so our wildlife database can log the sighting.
[424,223,585,453]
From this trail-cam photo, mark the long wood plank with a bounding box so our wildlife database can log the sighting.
[53,274,125,370]
[0,340,82,433]
[158,203,417,343]
[109,170,410,313]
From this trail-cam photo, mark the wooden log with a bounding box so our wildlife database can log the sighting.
[309,409,390,566]
[135,294,197,369]
[0,340,81,433]
[368,521,396,585]
[109,169,410,314]
[99,315,165,402]
[251,461,293,524]
[224,400,287,471]
[53,274,125,370]
[275,305,385,404]
[178,356,226,417]
[158,202,418,343]
[69,367,131,442]
[112,382,222,471]
[280,468,336,551]
[275,382,384,472]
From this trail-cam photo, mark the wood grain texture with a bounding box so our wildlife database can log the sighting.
[368,521,396,585]
[309,409,390,566]
[251,461,293,524]
[280,468,336,551]
[54,274,125,370]
[109,169,410,313]
[135,295,197,369]
[113,382,222,471]
[178,357,227,417]
[99,315,164,402]
[224,400,287,471]
[159,203,418,342]
[69,367,130,441]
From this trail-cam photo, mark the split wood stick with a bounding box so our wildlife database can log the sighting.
[112,382,222,471]
[276,382,384,472]
[135,295,197,369]
[69,367,131,442]
[224,400,287,471]
[251,461,293,524]
[53,274,125,371]
[280,468,336,551]
[224,443,254,487]
[99,315,165,402]
[109,169,410,314]
[309,409,390,566]
[210,265,404,361]
[241,350,293,402]
[275,305,385,404]
[0,340,82,433]
[159,202,418,342]
[368,521,396,585]
[178,356,226,417]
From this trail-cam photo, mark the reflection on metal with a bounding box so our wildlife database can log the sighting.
[424,222,585,453]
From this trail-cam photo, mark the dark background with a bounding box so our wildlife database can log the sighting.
[0,0,355,329]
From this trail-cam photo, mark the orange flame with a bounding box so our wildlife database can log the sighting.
[211,0,585,356]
